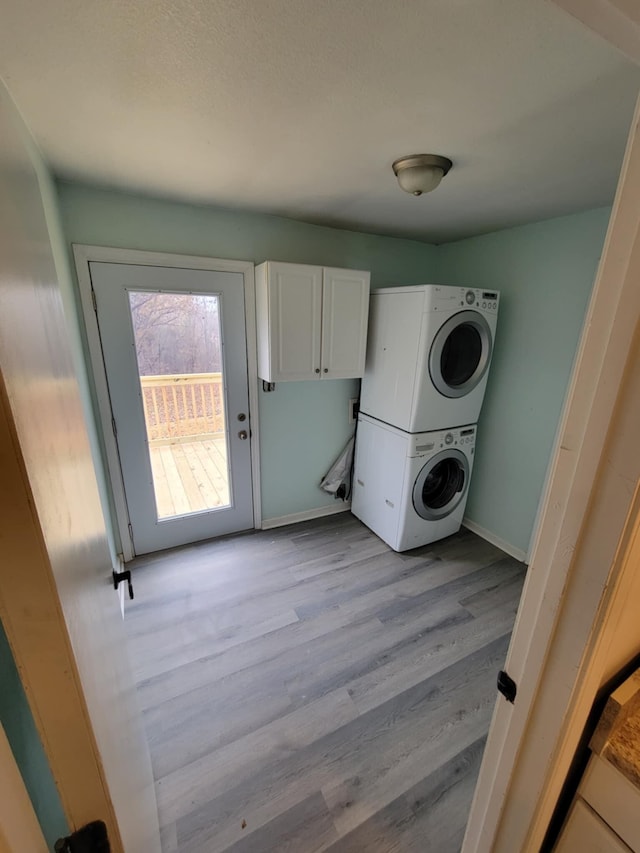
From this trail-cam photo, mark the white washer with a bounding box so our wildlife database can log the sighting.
[360,284,499,432]
[352,413,476,552]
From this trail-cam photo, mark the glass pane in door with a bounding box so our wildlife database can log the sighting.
[128,291,230,520]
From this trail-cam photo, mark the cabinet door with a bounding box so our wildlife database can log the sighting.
[579,755,640,851]
[555,798,631,852]
[267,263,323,381]
[321,268,370,379]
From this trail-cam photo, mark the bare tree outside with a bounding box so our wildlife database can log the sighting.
[129,291,222,375]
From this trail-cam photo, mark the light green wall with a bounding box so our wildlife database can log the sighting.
[56,182,439,524]
[34,165,121,567]
[0,83,75,850]
[435,207,611,556]
[56,181,611,554]
[0,622,68,848]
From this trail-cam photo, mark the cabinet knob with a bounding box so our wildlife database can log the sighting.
[315,368,320,374]
[323,368,328,374]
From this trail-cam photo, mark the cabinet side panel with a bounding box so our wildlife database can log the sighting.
[322,269,370,379]
[255,263,272,381]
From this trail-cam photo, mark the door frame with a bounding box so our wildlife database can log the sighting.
[73,245,261,561]
[462,91,640,852]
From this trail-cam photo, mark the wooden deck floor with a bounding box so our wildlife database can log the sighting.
[125,514,527,853]
[148,436,229,519]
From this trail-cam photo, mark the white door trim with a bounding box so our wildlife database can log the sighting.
[73,245,261,560]
[462,92,640,853]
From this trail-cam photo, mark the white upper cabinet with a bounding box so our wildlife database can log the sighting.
[256,261,370,382]
[256,262,322,382]
[321,267,371,380]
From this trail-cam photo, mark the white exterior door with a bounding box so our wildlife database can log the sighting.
[90,262,254,555]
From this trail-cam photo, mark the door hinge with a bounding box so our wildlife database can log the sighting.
[113,568,134,600]
[497,669,517,704]
[91,287,97,313]
[55,819,110,852]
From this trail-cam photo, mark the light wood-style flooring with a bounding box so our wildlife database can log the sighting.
[125,513,526,853]
[148,437,229,518]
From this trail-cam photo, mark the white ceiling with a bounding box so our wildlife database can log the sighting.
[1,0,639,243]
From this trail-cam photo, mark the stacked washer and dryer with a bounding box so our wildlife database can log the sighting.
[352,285,499,551]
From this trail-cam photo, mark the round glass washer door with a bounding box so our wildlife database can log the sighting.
[429,310,493,398]
[413,448,469,521]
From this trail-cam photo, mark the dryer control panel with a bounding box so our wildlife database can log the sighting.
[460,288,500,313]
[429,285,500,314]
[479,290,499,312]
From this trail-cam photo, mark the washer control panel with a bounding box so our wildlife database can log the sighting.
[458,427,476,446]
[409,425,476,456]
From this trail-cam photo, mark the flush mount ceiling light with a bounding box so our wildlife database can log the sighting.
[392,154,453,196]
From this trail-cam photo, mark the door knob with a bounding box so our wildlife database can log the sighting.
[238,430,248,440]
[238,413,247,422]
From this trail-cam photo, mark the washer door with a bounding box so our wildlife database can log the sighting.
[429,310,493,398]
[413,448,469,521]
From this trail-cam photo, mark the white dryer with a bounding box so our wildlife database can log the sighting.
[352,413,476,552]
[360,284,499,432]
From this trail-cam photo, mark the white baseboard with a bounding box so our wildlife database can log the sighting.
[463,517,527,563]
[261,503,351,531]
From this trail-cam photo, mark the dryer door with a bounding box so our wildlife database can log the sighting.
[429,310,493,398]
[413,448,469,520]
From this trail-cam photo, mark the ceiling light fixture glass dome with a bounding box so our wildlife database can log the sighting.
[392,154,453,196]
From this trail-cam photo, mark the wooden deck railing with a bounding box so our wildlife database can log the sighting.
[139,372,225,443]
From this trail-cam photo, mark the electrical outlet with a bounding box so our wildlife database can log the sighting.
[349,398,359,424]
